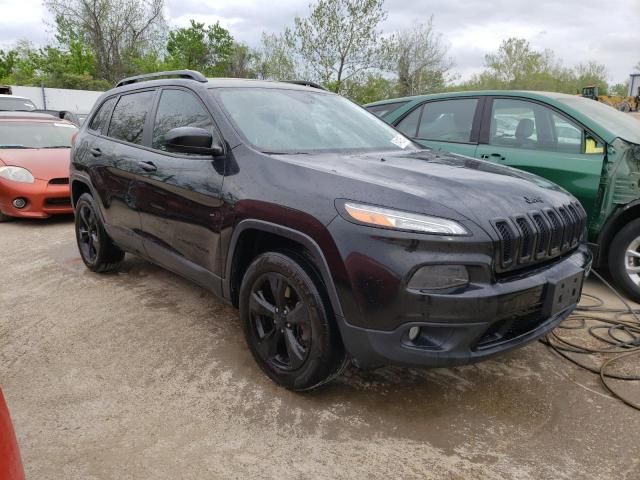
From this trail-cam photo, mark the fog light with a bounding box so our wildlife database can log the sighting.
[12,198,26,209]
[408,326,421,341]
[408,265,469,291]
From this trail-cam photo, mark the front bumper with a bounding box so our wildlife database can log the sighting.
[0,178,72,219]
[327,217,592,368]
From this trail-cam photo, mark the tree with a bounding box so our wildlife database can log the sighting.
[573,61,608,94]
[44,0,166,83]
[342,74,397,104]
[391,18,453,96]
[290,0,387,93]
[225,43,256,78]
[255,32,297,81]
[484,38,556,87]
[610,82,629,97]
[166,20,234,76]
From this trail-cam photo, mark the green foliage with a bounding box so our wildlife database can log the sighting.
[341,74,397,104]
[390,17,453,96]
[289,0,388,93]
[166,20,234,76]
[454,38,610,96]
[610,82,630,97]
[255,32,297,81]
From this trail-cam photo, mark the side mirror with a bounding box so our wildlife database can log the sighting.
[164,127,224,156]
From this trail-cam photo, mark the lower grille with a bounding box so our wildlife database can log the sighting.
[492,202,586,273]
[45,197,71,206]
[475,309,545,350]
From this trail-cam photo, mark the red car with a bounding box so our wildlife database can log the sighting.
[0,389,25,480]
[0,112,77,221]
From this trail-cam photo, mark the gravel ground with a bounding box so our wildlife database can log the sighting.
[1,216,639,479]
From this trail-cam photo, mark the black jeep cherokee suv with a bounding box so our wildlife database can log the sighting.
[70,70,591,390]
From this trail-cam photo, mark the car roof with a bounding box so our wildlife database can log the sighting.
[110,76,330,96]
[364,90,578,107]
[0,94,33,101]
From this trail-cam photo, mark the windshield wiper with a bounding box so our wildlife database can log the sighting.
[261,151,309,155]
[0,144,28,149]
[40,146,70,149]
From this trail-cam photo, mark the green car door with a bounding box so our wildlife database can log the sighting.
[475,97,606,221]
[394,97,481,158]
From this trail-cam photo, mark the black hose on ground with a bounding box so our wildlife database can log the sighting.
[542,270,640,410]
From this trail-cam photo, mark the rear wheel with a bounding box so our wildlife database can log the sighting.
[74,193,124,273]
[239,252,345,391]
[609,219,640,302]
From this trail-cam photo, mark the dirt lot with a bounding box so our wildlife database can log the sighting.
[1,217,639,479]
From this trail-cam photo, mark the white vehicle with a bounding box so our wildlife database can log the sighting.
[0,94,37,111]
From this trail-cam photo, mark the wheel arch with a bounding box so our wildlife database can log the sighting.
[598,200,640,265]
[71,178,92,208]
[223,220,344,319]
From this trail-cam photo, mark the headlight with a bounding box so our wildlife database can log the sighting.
[342,202,468,235]
[0,166,35,183]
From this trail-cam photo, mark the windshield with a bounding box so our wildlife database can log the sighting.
[0,97,37,111]
[558,96,640,144]
[0,122,78,148]
[213,87,417,153]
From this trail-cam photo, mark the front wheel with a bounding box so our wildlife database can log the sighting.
[608,219,640,302]
[74,193,125,273]
[0,211,13,223]
[239,252,346,391]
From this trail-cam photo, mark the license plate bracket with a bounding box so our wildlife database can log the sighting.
[543,270,584,317]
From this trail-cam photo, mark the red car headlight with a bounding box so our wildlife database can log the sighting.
[0,166,35,184]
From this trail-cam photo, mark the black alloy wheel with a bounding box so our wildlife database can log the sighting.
[249,272,312,371]
[74,193,124,273]
[77,203,100,263]
[239,252,346,391]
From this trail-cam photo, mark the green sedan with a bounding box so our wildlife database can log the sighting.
[366,91,640,301]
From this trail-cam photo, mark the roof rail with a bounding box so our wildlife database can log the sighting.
[115,70,207,88]
[283,80,327,91]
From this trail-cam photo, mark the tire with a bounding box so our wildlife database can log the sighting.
[74,193,124,273]
[0,211,13,223]
[608,218,640,303]
[239,251,346,391]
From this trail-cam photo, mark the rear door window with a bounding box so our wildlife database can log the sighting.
[151,89,216,153]
[490,98,586,154]
[396,106,423,137]
[88,97,117,135]
[107,91,155,145]
[366,101,409,118]
[416,99,478,142]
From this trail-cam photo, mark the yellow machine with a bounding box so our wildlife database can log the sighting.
[581,85,639,112]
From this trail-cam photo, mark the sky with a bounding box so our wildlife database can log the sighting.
[1,0,639,84]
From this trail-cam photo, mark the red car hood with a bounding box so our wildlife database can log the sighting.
[0,148,70,181]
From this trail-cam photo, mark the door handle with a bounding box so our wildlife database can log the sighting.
[481,153,506,161]
[90,148,102,157]
[138,161,157,172]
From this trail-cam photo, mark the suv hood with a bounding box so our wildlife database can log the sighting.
[278,149,577,227]
[0,148,71,180]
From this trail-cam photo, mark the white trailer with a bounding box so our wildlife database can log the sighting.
[9,85,104,114]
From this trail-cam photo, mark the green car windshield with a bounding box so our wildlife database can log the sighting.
[558,96,640,144]
[213,87,417,154]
